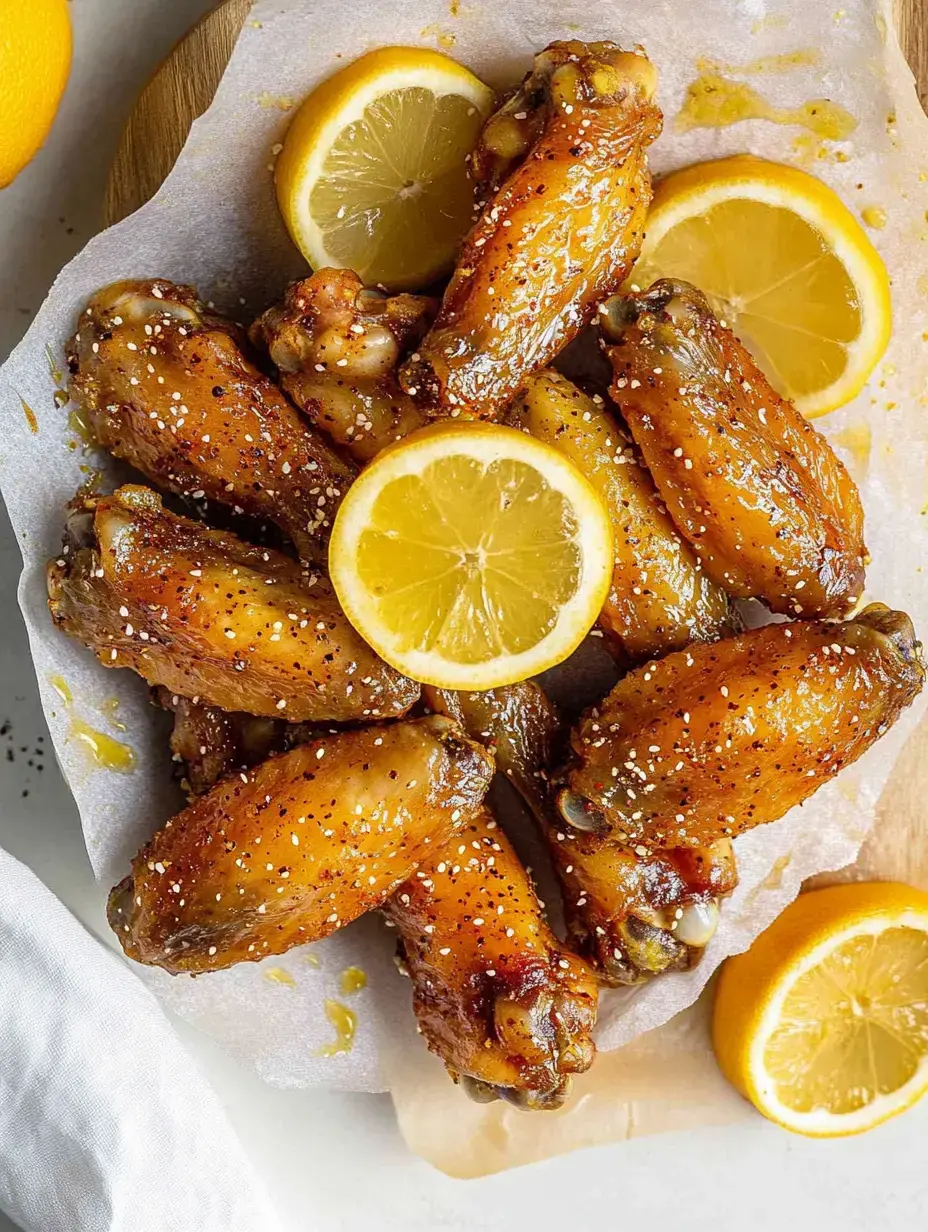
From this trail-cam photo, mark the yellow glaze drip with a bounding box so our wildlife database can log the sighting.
[315,1000,357,1056]
[68,719,137,774]
[20,397,38,434]
[100,697,128,732]
[861,206,887,230]
[49,675,73,705]
[339,966,368,996]
[264,966,296,988]
[678,67,856,141]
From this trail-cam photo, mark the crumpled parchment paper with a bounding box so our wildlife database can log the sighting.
[1,0,927,1175]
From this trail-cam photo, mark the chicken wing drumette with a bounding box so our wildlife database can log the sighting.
[426,683,738,983]
[47,485,419,722]
[400,41,661,418]
[599,280,867,618]
[251,269,436,463]
[559,604,924,848]
[385,805,598,1109]
[68,280,355,559]
[108,716,494,974]
[511,370,734,661]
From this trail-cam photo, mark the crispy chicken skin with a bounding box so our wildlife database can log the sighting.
[384,805,598,1109]
[68,279,355,559]
[399,42,661,418]
[600,280,867,619]
[251,269,436,463]
[559,604,925,849]
[425,682,737,983]
[510,371,734,661]
[47,485,419,723]
[108,716,495,974]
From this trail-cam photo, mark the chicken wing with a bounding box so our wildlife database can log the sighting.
[384,805,598,1109]
[559,604,924,848]
[510,370,734,661]
[47,485,420,722]
[599,280,867,618]
[153,687,294,797]
[108,716,495,974]
[68,279,355,559]
[426,682,737,982]
[251,269,435,463]
[399,41,661,419]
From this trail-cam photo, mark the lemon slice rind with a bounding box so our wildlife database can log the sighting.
[328,423,614,690]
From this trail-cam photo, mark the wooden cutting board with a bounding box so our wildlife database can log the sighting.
[102,0,928,889]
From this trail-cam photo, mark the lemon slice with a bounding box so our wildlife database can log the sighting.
[713,883,928,1136]
[632,155,891,417]
[275,46,495,291]
[328,423,614,689]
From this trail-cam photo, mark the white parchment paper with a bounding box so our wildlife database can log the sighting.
[2,0,928,1164]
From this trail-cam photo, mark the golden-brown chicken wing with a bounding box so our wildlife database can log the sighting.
[384,805,598,1109]
[549,830,738,985]
[251,269,435,463]
[399,42,661,418]
[108,716,495,973]
[559,604,924,848]
[510,370,734,661]
[426,682,737,982]
[600,280,867,618]
[68,279,355,559]
[47,485,419,722]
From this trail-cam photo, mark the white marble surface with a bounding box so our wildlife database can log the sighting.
[2,3,928,1229]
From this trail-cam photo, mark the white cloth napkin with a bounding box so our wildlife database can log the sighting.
[0,849,284,1232]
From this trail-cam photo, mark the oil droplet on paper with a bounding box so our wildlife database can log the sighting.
[255,91,294,112]
[302,951,322,969]
[315,1000,357,1057]
[20,397,38,434]
[264,966,296,988]
[833,423,872,477]
[861,205,887,230]
[45,343,64,386]
[100,697,127,733]
[47,675,136,774]
[49,675,73,706]
[760,854,792,891]
[678,65,857,141]
[339,966,367,996]
[717,49,820,75]
[68,719,136,774]
[420,23,456,49]
[67,406,95,449]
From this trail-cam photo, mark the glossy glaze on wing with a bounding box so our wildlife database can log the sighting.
[47,486,420,722]
[108,717,494,973]
[600,280,867,618]
[251,269,436,462]
[426,681,736,983]
[400,42,661,418]
[68,279,355,559]
[384,805,598,1109]
[511,370,734,661]
[561,605,924,848]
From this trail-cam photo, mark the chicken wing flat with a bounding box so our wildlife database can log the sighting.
[426,682,737,982]
[511,370,734,661]
[251,269,435,463]
[68,279,355,559]
[399,42,661,418]
[47,485,419,722]
[384,805,598,1109]
[600,280,867,619]
[559,604,924,849]
[108,716,494,973]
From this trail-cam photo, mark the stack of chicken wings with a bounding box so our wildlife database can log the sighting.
[49,41,923,1110]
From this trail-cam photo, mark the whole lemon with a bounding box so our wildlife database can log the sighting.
[0,0,73,188]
